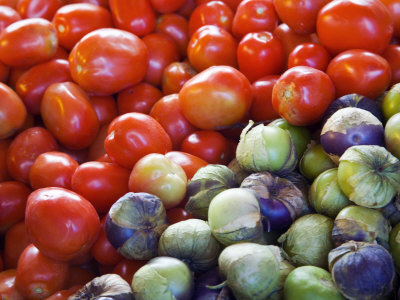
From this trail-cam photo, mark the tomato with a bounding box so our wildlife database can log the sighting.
[71,161,130,214]
[195,0,242,11]
[272,66,336,126]
[112,259,148,284]
[273,0,331,34]
[89,96,118,126]
[3,221,31,269]
[187,25,237,72]
[104,112,172,169]
[381,0,400,38]
[58,146,89,165]
[88,124,112,161]
[383,44,400,86]
[7,127,58,184]
[0,60,9,82]
[15,244,69,300]
[250,75,280,122]
[0,82,27,139]
[288,43,331,71]
[109,0,155,37]
[67,0,109,8]
[0,5,21,33]
[0,269,24,300]
[166,208,193,224]
[117,82,162,115]
[180,130,232,164]
[326,49,391,99]
[237,31,284,82]
[44,286,81,300]
[316,0,393,55]
[165,151,208,179]
[52,3,113,50]
[177,0,196,18]
[0,18,57,67]
[16,0,63,20]
[232,0,279,40]
[155,13,189,58]
[25,187,100,261]
[15,59,72,115]
[142,33,180,87]
[150,0,186,13]
[179,65,252,130]
[162,61,197,95]
[0,138,12,182]
[188,1,234,36]
[69,28,148,96]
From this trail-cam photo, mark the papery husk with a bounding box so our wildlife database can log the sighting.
[227,158,251,185]
[380,193,400,226]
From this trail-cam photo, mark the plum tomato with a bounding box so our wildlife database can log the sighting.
[89,95,118,126]
[250,75,280,122]
[161,61,197,95]
[16,0,63,20]
[165,151,208,179]
[150,0,186,14]
[195,0,241,11]
[0,138,12,182]
[0,269,24,300]
[288,43,331,72]
[88,124,109,161]
[0,5,21,33]
[383,44,400,86]
[381,0,400,38]
[3,221,31,269]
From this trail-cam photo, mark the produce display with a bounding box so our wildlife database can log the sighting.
[3,0,400,299]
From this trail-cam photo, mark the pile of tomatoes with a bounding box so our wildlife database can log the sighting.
[1,0,400,298]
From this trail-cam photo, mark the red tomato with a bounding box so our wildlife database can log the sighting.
[104,112,172,169]
[232,0,279,40]
[0,181,31,234]
[52,3,113,50]
[317,0,393,55]
[177,0,196,18]
[0,5,21,33]
[88,124,109,161]
[0,82,27,139]
[383,44,400,86]
[162,61,197,95]
[29,151,79,190]
[250,75,280,122]
[109,0,155,37]
[0,139,12,182]
[166,207,193,224]
[69,28,148,96]
[237,31,284,82]
[187,25,237,72]
[150,0,186,13]
[25,187,100,262]
[0,269,24,300]
[326,49,391,99]
[272,66,336,126]
[7,66,28,89]
[117,82,163,115]
[71,161,130,214]
[196,0,242,11]
[15,59,72,115]
[188,1,234,36]
[16,0,63,20]
[150,93,198,150]
[165,151,208,179]
[44,286,81,300]
[0,60,9,82]
[7,127,59,184]
[15,244,70,300]
[0,18,58,67]
[180,130,232,164]
[89,95,118,126]
[288,43,331,72]
[179,65,252,130]
[381,0,400,38]
[67,0,109,8]
[112,259,148,284]
[58,146,89,165]
[4,221,31,269]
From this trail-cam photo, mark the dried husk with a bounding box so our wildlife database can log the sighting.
[227,158,251,185]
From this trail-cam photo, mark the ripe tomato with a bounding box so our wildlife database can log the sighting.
[187,25,237,72]
[196,0,242,11]
[383,44,400,86]
[381,0,400,38]
[52,3,113,50]
[250,75,280,122]
[3,221,31,269]
[15,59,72,115]
[316,0,393,55]
[104,112,172,169]
[25,187,100,262]
[0,18,58,67]
[15,244,70,300]
[112,259,148,284]
[179,65,252,130]
[0,139,12,182]
[0,82,27,139]
[326,49,391,99]
[67,0,109,8]
[0,5,21,33]
[89,96,118,126]
[166,207,193,224]
[237,31,284,82]
[0,60,9,83]
[69,28,148,96]
[16,0,63,20]
[45,286,81,300]
[88,124,109,161]
[165,151,208,179]
[161,61,197,95]
[41,82,100,149]
[288,43,331,71]
[6,127,59,184]
[150,0,186,13]
[272,66,335,126]
[177,0,197,18]
[0,269,24,300]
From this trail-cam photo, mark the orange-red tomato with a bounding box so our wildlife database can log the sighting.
[16,0,63,20]
[161,61,197,95]
[195,0,241,12]
[67,0,108,8]
[89,95,118,126]
[0,139,12,182]
[165,151,208,179]
[112,259,148,284]
[88,123,109,161]
[150,0,186,13]
[381,0,400,38]
[0,5,21,33]
[250,75,280,122]
[0,269,24,300]
[383,44,400,86]
[288,42,331,72]
[3,221,31,269]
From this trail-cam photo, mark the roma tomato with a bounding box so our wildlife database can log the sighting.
[67,0,109,8]
[316,0,393,55]
[166,207,193,224]
[165,151,208,179]
[383,44,400,86]
[250,75,280,122]
[0,5,21,33]
[237,31,284,82]
[326,49,391,99]
[69,28,148,96]
[41,82,100,149]
[16,0,63,20]
[4,221,31,269]
[89,95,118,126]
[88,124,109,161]
[195,0,242,11]
[272,66,335,126]
[179,65,252,130]
[0,18,58,67]
[104,112,172,169]
[150,0,186,13]
[25,187,100,262]
[15,244,70,300]
[52,3,113,50]
[0,138,12,182]
[0,269,24,300]
[161,61,197,95]
[288,43,331,71]
[6,127,59,184]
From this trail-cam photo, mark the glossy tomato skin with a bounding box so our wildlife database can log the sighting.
[0,269,24,300]
[112,259,148,284]
[326,49,391,99]
[41,82,100,149]
[67,0,109,8]
[381,0,400,38]
[4,221,31,269]
[179,65,253,130]
[15,244,70,300]
[165,151,208,179]
[88,123,109,161]
[237,31,284,82]
[162,61,197,95]
[0,5,21,33]
[150,0,186,13]
[166,207,193,224]
[104,112,172,169]
[272,66,336,126]
[0,139,12,181]
[15,59,72,115]
[195,0,241,11]
[52,3,113,50]
[89,96,118,126]
[316,0,393,55]
[25,187,100,262]
[0,18,58,67]
[288,42,331,71]
[69,28,148,96]
[250,75,280,122]
[383,44,400,86]
[16,0,63,20]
